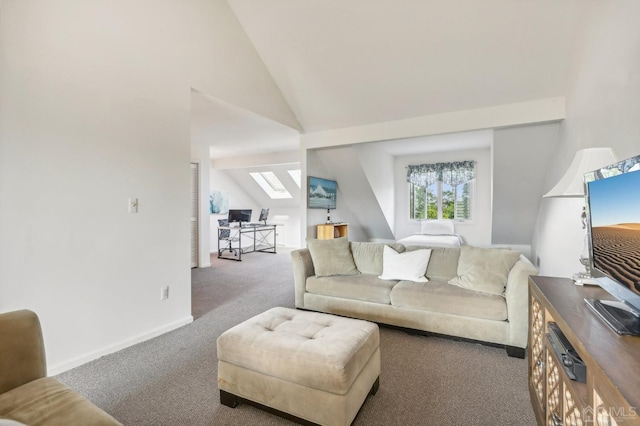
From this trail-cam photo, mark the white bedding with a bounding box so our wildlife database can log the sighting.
[395,234,463,248]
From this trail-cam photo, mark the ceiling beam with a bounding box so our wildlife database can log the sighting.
[302,97,565,150]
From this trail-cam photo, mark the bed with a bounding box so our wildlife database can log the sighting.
[395,220,463,248]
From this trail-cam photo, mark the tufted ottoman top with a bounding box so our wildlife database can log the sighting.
[217,307,379,395]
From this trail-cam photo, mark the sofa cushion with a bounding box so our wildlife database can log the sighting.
[306,237,359,277]
[390,279,508,321]
[0,377,122,426]
[350,242,405,275]
[378,246,431,282]
[448,245,521,296]
[407,246,460,280]
[307,274,398,304]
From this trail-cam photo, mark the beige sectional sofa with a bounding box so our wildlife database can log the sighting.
[291,239,538,357]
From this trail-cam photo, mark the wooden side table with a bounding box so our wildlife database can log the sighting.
[316,223,348,240]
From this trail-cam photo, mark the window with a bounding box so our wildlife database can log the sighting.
[250,171,292,199]
[287,169,301,188]
[407,161,474,221]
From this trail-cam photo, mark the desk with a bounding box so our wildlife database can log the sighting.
[218,224,277,261]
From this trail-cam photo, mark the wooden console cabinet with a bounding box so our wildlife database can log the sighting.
[528,276,640,426]
[316,223,348,240]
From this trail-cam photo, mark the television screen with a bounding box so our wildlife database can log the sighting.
[587,166,640,295]
[584,155,640,335]
[228,209,252,224]
[308,176,337,209]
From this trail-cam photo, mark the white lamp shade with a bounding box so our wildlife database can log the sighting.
[543,147,618,198]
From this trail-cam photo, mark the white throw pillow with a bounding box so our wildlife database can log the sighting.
[378,245,432,282]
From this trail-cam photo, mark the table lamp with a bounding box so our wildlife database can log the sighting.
[543,147,618,283]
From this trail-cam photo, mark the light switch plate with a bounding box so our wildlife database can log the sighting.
[128,198,138,213]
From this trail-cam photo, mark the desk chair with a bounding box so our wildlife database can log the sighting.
[218,219,238,256]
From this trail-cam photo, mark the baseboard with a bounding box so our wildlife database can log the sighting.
[48,315,194,376]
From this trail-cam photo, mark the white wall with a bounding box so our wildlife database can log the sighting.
[0,0,298,373]
[532,1,640,278]
[394,148,492,246]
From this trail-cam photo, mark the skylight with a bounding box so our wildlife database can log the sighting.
[288,169,301,188]
[250,172,292,199]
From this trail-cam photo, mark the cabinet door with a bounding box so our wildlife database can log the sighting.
[593,388,620,425]
[544,337,588,426]
[546,350,563,426]
[592,385,640,425]
[563,383,585,426]
[530,295,546,414]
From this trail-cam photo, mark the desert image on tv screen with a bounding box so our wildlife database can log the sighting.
[589,169,640,294]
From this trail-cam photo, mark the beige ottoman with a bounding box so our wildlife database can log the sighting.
[217,307,380,426]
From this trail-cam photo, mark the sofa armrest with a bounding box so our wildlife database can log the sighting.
[0,310,47,394]
[504,256,538,349]
[291,248,315,308]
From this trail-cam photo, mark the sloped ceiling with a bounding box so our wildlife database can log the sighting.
[191,91,300,159]
[227,0,585,133]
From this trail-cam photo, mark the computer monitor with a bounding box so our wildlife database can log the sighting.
[258,208,269,224]
[228,209,252,224]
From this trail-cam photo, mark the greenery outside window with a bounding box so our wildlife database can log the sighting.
[408,161,474,221]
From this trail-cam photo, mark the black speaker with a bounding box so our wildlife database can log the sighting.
[547,322,587,383]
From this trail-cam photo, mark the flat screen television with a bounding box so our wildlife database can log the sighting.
[584,154,640,335]
[308,176,337,210]
[228,209,252,224]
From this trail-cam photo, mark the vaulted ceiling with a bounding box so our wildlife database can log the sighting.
[195,1,587,160]
[226,0,585,133]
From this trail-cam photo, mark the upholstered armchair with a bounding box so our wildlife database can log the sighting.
[0,310,121,425]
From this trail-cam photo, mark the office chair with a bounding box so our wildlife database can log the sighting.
[218,219,237,256]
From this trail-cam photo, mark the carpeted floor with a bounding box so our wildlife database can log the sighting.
[57,248,536,425]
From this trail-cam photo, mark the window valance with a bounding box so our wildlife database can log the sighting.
[407,161,475,187]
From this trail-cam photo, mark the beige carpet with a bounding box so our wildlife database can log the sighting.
[57,248,536,425]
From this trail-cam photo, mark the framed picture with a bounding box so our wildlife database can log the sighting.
[308,176,337,210]
[210,190,229,214]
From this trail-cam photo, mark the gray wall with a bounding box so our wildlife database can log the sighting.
[492,123,560,245]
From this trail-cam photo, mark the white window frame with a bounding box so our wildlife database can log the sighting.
[250,171,292,199]
[410,179,474,221]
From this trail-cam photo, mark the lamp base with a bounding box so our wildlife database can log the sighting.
[573,272,598,286]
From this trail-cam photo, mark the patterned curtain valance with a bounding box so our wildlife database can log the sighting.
[407,161,475,187]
